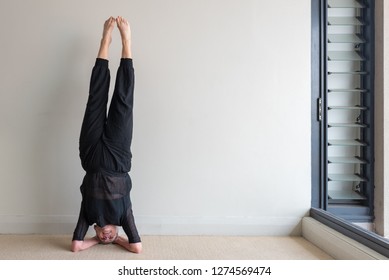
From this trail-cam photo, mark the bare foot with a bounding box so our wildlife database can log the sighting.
[102,17,116,43]
[116,16,132,58]
[97,17,116,59]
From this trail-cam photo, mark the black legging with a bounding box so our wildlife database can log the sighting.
[73,58,140,243]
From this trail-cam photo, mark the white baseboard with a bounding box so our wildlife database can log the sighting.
[302,217,387,260]
[135,215,302,236]
[0,215,77,235]
[0,215,302,236]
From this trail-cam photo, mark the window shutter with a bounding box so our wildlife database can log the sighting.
[322,0,374,221]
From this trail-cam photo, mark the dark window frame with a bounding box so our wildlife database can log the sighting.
[311,0,389,258]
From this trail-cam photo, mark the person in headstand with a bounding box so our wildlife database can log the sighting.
[71,16,142,254]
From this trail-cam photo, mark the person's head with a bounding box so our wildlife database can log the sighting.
[94,224,118,244]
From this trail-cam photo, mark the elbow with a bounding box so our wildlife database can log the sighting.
[130,242,142,254]
[132,247,142,254]
[71,241,82,252]
[71,245,80,253]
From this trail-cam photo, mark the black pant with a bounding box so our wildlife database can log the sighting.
[79,58,134,174]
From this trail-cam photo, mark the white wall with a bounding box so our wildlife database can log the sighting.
[0,0,311,236]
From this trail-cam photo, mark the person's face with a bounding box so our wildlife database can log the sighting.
[94,224,118,244]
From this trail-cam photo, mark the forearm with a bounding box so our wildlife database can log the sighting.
[71,236,99,252]
[113,236,142,254]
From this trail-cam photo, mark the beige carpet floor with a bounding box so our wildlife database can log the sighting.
[0,235,333,260]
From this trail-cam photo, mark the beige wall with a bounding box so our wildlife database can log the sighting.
[375,0,389,238]
[0,0,311,235]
